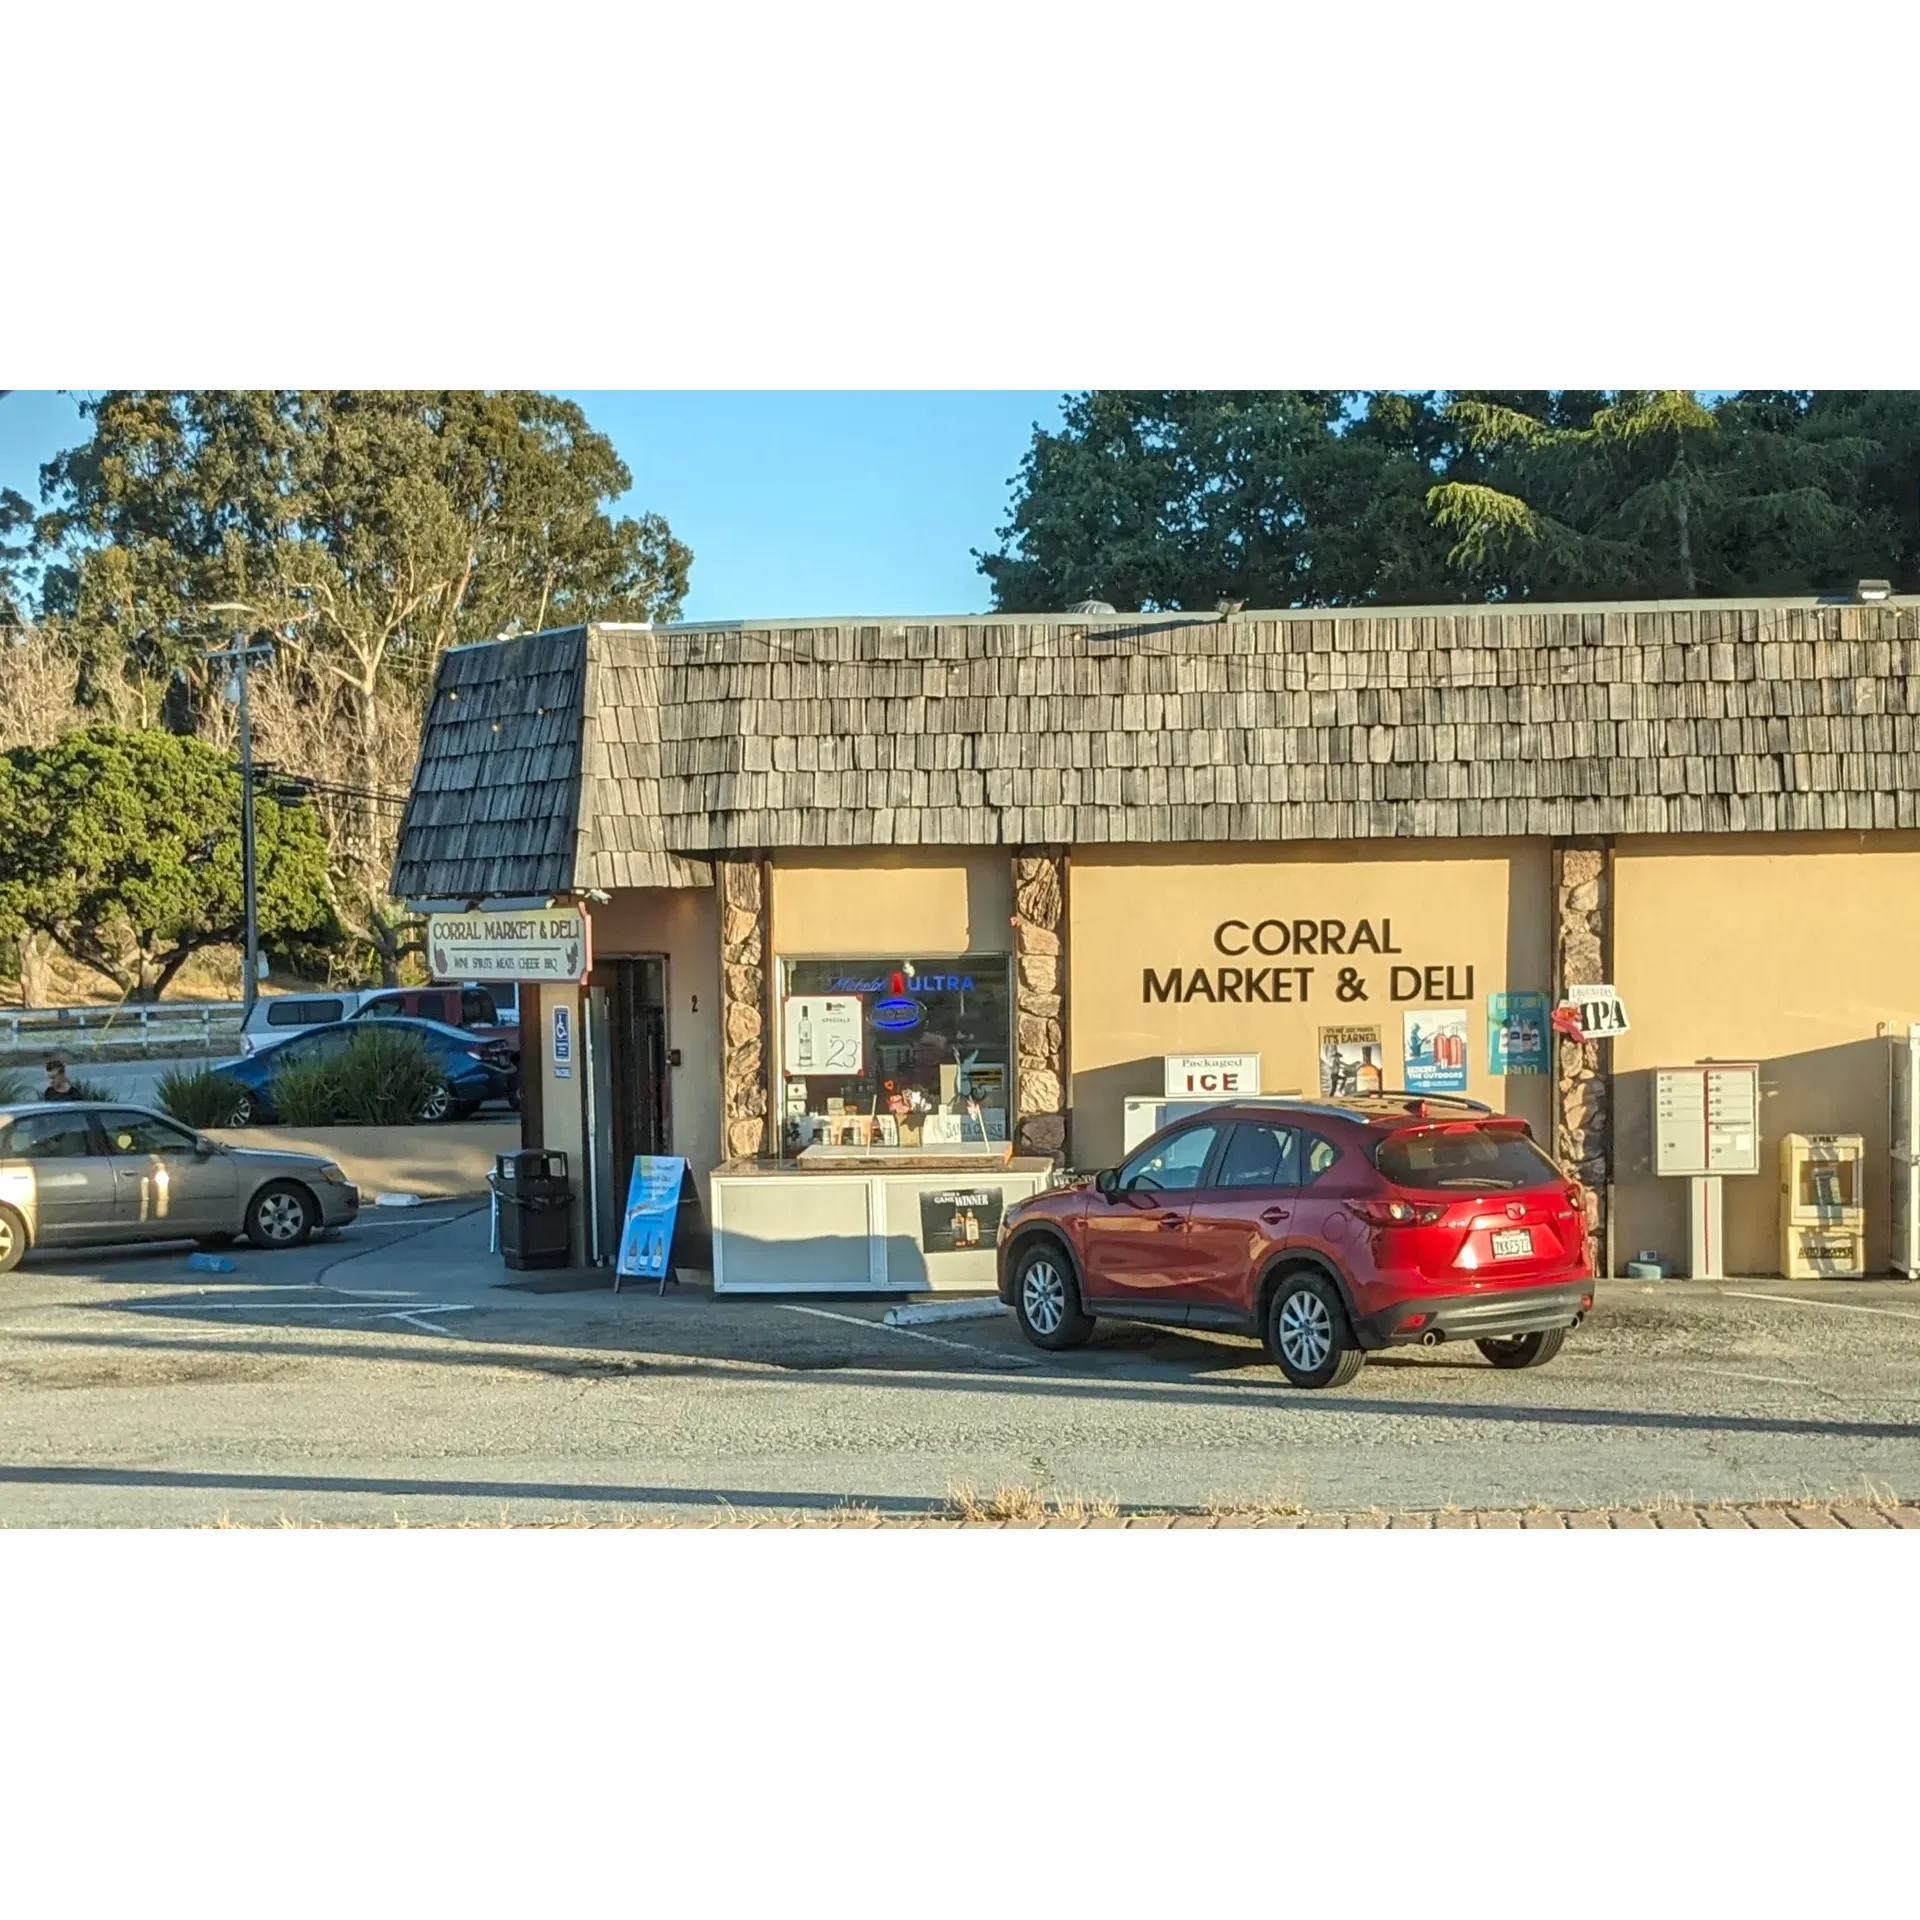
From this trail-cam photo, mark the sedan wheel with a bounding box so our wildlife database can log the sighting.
[1012,1242,1092,1351]
[0,1205,24,1276]
[246,1182,316,1249]
[1263,1271,1366,1389]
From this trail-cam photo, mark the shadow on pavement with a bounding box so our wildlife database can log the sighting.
[33,1320,1920,1446]
[0,1461,929,1515]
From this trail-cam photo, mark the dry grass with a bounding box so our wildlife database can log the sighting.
[1202,1489,1305,1521]
[943,1481,1120,1523]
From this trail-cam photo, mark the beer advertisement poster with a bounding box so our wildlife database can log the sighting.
[1317,1025,1383,1098]
[919,1187,1004,1254]
[1403,1009,1468,1094]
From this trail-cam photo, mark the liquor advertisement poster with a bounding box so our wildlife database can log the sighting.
[1317,1025,1383,1097]
[1403,1009,1468,1094]
[919,1187,1005,1253]
[1486,991,1548,1076]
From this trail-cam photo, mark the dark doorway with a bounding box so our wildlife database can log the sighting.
[608,956,671,1186]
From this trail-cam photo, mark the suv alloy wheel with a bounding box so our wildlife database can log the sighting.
[1012,1240,1092,1351]
[1264,1270,1366,1389]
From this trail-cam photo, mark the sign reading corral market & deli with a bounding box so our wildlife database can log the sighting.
[1142,916,1475,1006]
[427,909,591,983]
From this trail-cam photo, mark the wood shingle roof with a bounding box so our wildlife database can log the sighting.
[392,599,1920,900]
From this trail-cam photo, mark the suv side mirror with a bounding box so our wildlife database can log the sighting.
[1094,1167,1119,1196]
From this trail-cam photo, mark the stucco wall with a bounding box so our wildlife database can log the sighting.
[770,850,1014,957]
[1612,833,1920,1276]
[587,887,722,1205]
[1067,840,1554,1170]
[207,1121,518,1198]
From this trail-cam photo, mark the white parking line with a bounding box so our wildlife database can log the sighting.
[127,1300,475,1316]
[1724,1289,1920,1324]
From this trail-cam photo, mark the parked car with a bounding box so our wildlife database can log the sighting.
[213,1016,519,1127]
[997,1095,1594,1388]
[0,1101,359,1272]
[350,984,521,1069]
[239,990,372,1054]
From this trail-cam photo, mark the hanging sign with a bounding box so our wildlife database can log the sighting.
[1403,1009,1468,1093]
[1487,992,1549,1076]
[1163,1052,1261,1099]
[616,1155,687,1282]
[784,995,864,1075]
[1565,984,1630,1038]
[426,908,590,983]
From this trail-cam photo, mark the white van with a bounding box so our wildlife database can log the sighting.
[238,990,372,1054]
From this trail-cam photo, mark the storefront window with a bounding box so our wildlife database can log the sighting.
[778,954,1014,1157]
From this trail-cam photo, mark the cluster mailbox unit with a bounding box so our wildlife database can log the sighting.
[1652,1063,1761,1280]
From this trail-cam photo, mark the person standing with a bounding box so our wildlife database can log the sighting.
[42,1058,77,1101]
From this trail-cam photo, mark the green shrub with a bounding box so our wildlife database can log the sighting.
[0,1067,110,1104]
[335,1025,445,1125]
[268,1026,444,1126]
[155,1064,242,1129]
[268,1051,350,1127]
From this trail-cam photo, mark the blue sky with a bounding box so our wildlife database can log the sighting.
[0,390,1070,622]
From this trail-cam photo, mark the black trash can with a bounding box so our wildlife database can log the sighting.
[491,1149,573,1271]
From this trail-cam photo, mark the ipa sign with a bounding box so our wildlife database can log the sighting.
[1164,1052,1261,1099]
[427,909,589,984]
[1567,984,1631,1038]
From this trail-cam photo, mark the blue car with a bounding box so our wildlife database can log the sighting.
[213,1016,519,1127]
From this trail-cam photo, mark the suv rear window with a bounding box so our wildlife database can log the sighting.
[266,998,345,1027]
[1377,1127,1562,1192]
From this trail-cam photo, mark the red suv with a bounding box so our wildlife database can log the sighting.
[996,1096,1594,1388]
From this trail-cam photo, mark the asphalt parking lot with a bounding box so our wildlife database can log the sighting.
[4,1203,1920,1524]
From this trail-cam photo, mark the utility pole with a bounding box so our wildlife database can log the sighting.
[204,606,276,1021]
[235,640,260,1022]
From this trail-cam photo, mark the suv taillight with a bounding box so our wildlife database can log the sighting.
[1351,1198,1445,1228]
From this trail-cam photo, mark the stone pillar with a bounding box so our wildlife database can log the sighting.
[1013,851,1068,1162]
[718,857,769,1162]
[1553,841,1612,1266]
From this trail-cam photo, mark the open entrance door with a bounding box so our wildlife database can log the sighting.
[594,956,670,1258]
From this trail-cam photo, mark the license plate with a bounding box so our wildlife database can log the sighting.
[1491,1227,1533,1260]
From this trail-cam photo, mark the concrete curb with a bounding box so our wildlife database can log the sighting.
[883,1298,1008,1328]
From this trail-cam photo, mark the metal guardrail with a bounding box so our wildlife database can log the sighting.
[0,1001,246,1059]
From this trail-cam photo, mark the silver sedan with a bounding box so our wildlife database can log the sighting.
[0,1102,360,1272]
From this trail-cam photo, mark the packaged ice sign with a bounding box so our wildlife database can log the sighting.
[426,908,590,983]
[1565,985,1630,1039]
[1163,1053,1261,1099]
[783,995,864,1076]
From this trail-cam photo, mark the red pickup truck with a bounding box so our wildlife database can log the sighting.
[350,985,521,1065]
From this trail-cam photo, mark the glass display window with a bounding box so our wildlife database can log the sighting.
[778,954,1014,1158]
